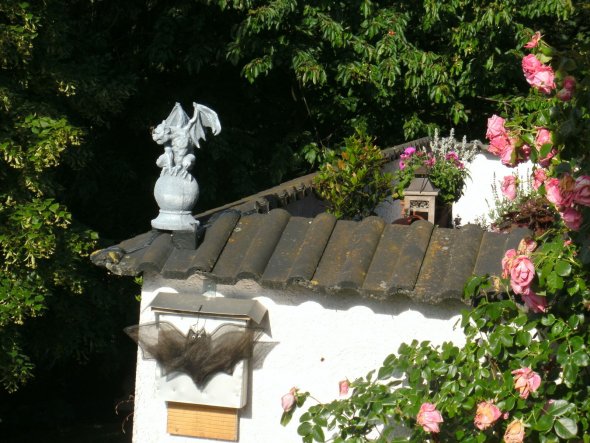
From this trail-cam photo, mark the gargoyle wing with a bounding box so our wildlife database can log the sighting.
[188,102,221,148]
[165,102,190,128]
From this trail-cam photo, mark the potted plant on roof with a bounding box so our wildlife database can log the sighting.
[392,129,478,226]
[314,126,394,220]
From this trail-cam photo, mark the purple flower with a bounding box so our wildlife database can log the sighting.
[403,147,416,156]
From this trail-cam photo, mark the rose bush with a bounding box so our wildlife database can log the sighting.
[281,31,590,443]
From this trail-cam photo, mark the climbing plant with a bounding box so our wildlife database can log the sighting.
[280,30,590,443]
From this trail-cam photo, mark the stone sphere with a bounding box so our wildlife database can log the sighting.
[154,174,199,212]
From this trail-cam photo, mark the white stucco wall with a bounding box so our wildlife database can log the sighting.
[453,152,532,225]
[132,274,466,443]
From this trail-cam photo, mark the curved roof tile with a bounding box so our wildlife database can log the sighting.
[91,209,530,304]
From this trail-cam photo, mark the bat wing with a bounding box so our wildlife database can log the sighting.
[126,321,262,389]
[184,324,263,388]
[124,321,187,376]
[165,102,190,128]
[189,102,221,148]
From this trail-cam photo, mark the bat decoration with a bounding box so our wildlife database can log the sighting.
[125,321,263,389]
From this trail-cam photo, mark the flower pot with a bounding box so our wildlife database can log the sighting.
[435,202,453,228]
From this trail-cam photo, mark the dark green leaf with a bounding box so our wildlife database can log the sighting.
[545,400,574,417]
[555,260,572,277]
[554,417,578,439]
[534,413,555,432]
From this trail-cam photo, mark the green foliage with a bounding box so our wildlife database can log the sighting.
[215,0,581,145]
[0,0,139,392]
[0,0,586,407]
[314,128,393,219]
[285,25,590,443]
[291,243,589,441]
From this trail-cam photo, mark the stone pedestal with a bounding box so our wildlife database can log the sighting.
[152,174,200,231]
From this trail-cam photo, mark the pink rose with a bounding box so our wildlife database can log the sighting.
[557,88,573,101]
[489,135,511,157]
[524,31,542,48]
[529,67,556,94]
[338,379,350,397]
[522,54,555,94]
[416,403,443,433]
[500,140,517,166]
[521,289,548,313]
[510,255,535,294]
[502,249,517,278]
[512,367,541,399]
[474,401,502,430]
[504,419,525,443]
[532,168,547,190]
[563,75,576,91]
[522,54,543,76]
[486,115,508,140]
[561,207,582,231]
[535,127,552,146]
[281,387,298,412]
[517,238,537,255]
[534,128,556,167]
[574,175,590,206]
[524,145,534,157]
[545,177,574,208]
[501,176,518,201]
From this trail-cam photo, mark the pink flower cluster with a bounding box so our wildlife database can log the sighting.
[486,116,558,169]
[412,379,543,438]
[545,173,590,230]
[522,54,556,95]
[398,146,417,170]
[502,239,548,313]
[487,113,588,230]
[398,146,464,171]
[418,400,509,434]
[485,115,530,167]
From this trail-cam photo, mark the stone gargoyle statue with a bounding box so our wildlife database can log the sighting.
[151,102,221,231]
[152,102,221,180]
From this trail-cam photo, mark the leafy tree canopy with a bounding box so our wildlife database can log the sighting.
[0,0,588,396]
